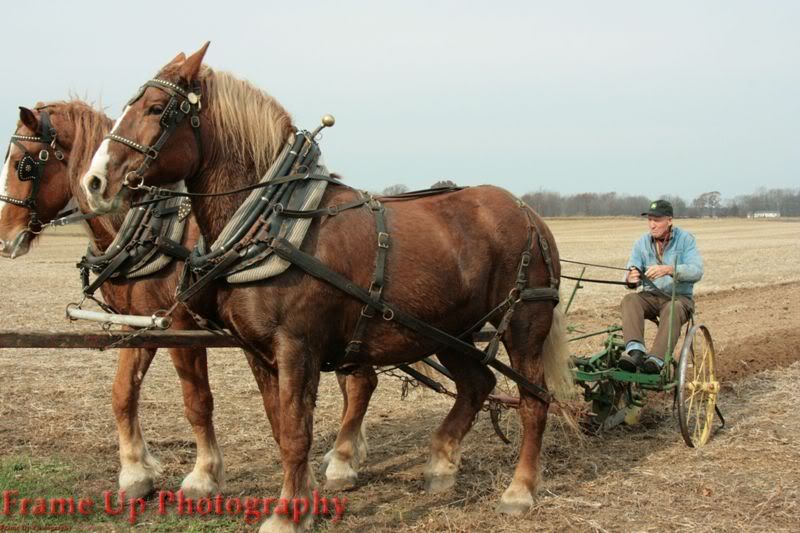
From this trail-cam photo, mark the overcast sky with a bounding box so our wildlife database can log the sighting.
[1,1,797,200]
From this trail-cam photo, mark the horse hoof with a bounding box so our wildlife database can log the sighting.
[259,512,313,532]
[325,474,358,491]
[180,471,220,498]
[118,475,155,500]
[119,465,156,498]
[496,488,533,515]
[424,474,456,494]
[496,499,532,515]
[323,454,358,491]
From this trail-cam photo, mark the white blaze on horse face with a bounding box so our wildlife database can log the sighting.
[86,106,131,180]
[0,146,13,194]
[0,145,15,223]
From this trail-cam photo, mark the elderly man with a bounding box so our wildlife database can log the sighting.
[618,199,704,374]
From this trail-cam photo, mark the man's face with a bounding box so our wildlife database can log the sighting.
[648,215,672,240]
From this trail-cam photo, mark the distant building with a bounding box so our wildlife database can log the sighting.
[748,211,781,219]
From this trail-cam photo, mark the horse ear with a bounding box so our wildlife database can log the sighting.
[18,106,38,132]
[179,41,210,81]
[168,52,186,65]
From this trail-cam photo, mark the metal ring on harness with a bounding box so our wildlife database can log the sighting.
[124,172,144,190]
[28,218,45,234]
[382,308,395,321]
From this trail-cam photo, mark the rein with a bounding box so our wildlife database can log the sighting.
[560,258,675,298]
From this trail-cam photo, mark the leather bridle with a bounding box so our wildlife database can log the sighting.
[1,110,65,232]
[104,78,203,190]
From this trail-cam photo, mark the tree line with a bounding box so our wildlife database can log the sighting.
[379,183,800,217]
[520,188,800,217]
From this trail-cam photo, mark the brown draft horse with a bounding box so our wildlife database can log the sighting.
[0,100,223,497]
[82,44,573,531]
[0,100,381,500]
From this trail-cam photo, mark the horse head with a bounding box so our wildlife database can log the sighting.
[82,45,208,214]
[0,104,76,258]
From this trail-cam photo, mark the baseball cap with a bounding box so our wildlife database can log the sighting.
[641,199,673,217]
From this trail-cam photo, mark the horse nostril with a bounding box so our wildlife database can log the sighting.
[88,176,104,193]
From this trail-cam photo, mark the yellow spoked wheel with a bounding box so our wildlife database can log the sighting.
[677,324,720,447]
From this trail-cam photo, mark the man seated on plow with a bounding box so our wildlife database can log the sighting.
[618,199,704,374]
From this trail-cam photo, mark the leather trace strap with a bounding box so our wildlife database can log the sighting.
[106,78,203,190]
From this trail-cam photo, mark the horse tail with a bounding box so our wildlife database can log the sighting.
[542,300,575,402]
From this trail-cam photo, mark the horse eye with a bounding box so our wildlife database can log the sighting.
[148,104,165,115]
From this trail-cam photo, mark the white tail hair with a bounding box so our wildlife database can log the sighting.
[542,300,576,402]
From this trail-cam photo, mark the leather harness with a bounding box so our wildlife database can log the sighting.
[110,77,561,405]
[1,110,66,232]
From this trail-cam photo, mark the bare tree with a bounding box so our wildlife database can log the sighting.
[382,184,409,196]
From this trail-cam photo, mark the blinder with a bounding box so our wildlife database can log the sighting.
[16,154,41,181]
[0,109,66,230]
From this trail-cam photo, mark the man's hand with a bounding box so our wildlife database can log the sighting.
[626,267,641,286]
[645,264,674,280]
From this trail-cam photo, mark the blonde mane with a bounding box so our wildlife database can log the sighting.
[39,100,122,233]
[203,69,294,177]
[48,100,114,183]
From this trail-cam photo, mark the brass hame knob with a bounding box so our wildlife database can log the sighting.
[310,114,336,138]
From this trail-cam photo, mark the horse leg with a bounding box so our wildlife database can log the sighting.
[424,350,496,494]
[112,347,161,498]
[244,350,282,445]
[496,306,551,515]
[168,346,224,497]
[322,367,377,490]
[260,333,320,533]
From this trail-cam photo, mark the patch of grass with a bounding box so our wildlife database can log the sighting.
[0,456,246,531]
[0,455,98,529]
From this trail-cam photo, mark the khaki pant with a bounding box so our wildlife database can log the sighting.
[621,291,694,359]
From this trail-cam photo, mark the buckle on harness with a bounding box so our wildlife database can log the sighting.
[368,282,383,301]
[360,305,376,319]
[327,205,340,216]
[377,232,390,249]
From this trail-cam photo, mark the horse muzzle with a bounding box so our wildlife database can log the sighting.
[0,229,32,259]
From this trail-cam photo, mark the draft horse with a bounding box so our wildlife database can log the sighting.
[0,100,379,500]
[81,44,573,531]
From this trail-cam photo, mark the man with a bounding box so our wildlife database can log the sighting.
[618,199,703,374]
